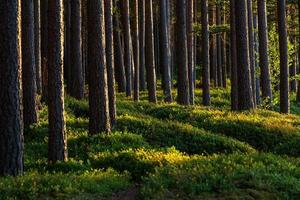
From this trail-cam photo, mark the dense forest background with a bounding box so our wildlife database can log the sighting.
[0,0,300,199]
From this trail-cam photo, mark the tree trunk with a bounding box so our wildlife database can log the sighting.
[201,0,210,106]
[139,0,146,91]
[257,0,272,107]
[216,4,223,88]
[175,0,190,105]
[145,0,157,103]
[160,0,173,103]
[113,0,126,93]
[253,14,261,105]
[41,0,48,103]
[297,1,300,103]
[122,0,132,97]
[230,0,238,110]
[132,0,140,102]
[48,0,68,163]
[277,0,289,114]
[0,0,24,176]
[34,0,42,95]
[187,0,195,105]
[105,0,116,125]
[22,0,38,126]
[88,0,111,134]
[247,0,256,107]
[235,0,254,110]
[70,0,84,99]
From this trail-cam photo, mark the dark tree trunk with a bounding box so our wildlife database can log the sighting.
[230,0,238,110]
[88,0,111,134]
[132,0,140,102]
[47,0,67,163]
[277,0,289,114]
[221,8,227,88]
[70,0,84,99]
[175,0,190,105]
[297,1,300,103]
[139,0,146,91]
[22,0,38,126]
[122,0,132,97]
[235,0,254,110]
[201,0,210,106]
[254,14,261,105]
[105,0,116,125]
[187,0,195,105]
[216,4,223,88]
[34,0,42,95]
[145,0,157,103]
[160,0,173,103]
[41,0,48,103]
[257,0,272,107]
[113,1,126,93]
[247,0,256,107]
[64,0,71,94]
[0,0,24,176]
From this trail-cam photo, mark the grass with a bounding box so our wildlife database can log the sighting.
[1,88,300,199]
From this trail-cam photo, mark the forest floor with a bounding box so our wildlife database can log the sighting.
[1,88,300,199]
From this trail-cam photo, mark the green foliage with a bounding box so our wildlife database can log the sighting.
[141,153,300,200]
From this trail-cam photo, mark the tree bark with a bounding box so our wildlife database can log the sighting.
[201,0,210,106]
[132,0,140,102]
[160,0,173,103]
[235,0,254,110]
[247,0,256,107]
[105,0,116,125]
[145,0,157,103]
[70,0,84,99]
[41,0,48,103]
[277,0,290,113]
[34,0,42,95]
[216,4,223,88]
[22,0,38,126]
[230,0,238,110]
[0,0,24,176]
[139,0,146,91]
[175,0,190,105]
[187,0,195,104]
[122,0,132,97]
[48,0,67,163]
[88,0,111,134]
[257,0,272,107]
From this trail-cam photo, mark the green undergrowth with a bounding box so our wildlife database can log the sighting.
[1,88,300,199]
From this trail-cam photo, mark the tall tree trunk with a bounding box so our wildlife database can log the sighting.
[48,0,67,163]
[22,0,38,126]
[221,6,227,88]
[160,0,173,103]
[41,0,48,103]
[247,0,256,107]
[70,0,84,99]
[0,0,24,176]
[201,0,210,106]
[34,0,42,95]
[254,14,261,105]
[176,0,190,105]
[88,0,111,134]
[187,0,195,105]
[257,0,272,107]
[132,0,140,102]
[230,0,238,110]
[122,0,132,97]
[105,0,116,125]
[139,0,146,91]
[64,0,71,94]
[297,1,300,103]
[278,0,289,114]
[235,0,254,110]
[113,1,126,93]
[216,4,223,88]
[145,0,157,103]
